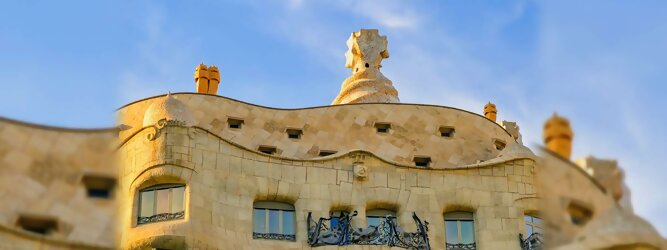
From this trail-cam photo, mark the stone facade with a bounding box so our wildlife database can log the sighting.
[0,118,118,250]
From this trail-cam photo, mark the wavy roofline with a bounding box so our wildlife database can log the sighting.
[117,92,514,138]
[0,116,117,133]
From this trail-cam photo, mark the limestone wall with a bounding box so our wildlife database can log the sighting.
[0,118,118,250]
[117,93,515,169]
[118,123,537,250]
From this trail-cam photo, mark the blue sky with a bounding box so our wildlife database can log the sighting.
[1,0,665,235]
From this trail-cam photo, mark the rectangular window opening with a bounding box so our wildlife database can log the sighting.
[258,145,277,155]
[17,215,58,235]
[228,118,244,129]
[318,150,337,157]
[286,129,303,139]
[413,156,432,168]
[82,175,116,199]
[494,139,506,150]
[375,123,391,133]
[439,127,455,138]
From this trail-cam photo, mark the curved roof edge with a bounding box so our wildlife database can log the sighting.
[119,124,530,171]
[117,92,514,138]
[539,147,608,194]
[0,116,118,133]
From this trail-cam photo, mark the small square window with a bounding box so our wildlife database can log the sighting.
[568,202,593,226]
[258,146,277,155]
[286,129,303,139]
[440,127,455,138]
[375,123,391,133]
[82,175,116,199]
[16,215,58,235]
[413,156,432,168]
[494,139,506,150]
[228,118,244,129]
[318,150,337,157]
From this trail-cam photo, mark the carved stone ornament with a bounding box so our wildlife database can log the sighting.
[146,119,195,141]
[353,163,368,180]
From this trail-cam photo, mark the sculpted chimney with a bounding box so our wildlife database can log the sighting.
[543,113,574,160]
[194,63,220,95]
[332,29,399,105]
[484,102,497,122]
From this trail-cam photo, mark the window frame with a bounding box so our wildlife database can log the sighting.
[253,201,296,241]
[524,214,543,236]
[137,184,186,225]
[366,209,397,228]
[444,211,476,247]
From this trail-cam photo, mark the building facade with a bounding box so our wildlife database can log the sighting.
[0,29,664,250]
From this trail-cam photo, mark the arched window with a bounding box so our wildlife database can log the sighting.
[366,209,397,227]
[253,201,295,241]
[137,184,185,225]
[524,214,543,236]
[444,211,476,249]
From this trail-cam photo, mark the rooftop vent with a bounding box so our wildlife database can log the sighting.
[375,123,391,133]
[494,139,506,150]
[228,118,244,129]
[258,145,277,155]
[439,127,455,138]
[413,156,432,168]
[82,174,116,199]
[318,150,337,157]
[286,128,303,139]
[16,215,58,235]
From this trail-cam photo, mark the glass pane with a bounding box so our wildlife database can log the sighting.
[155,188,170,214]
[460,220,475,244]
[524,215,532,223]
[526,224,533,235]
[268,209,280,234]
[139,190,155,217]
[253,209,266,233]
[171,186,185,213]
[282,210,295,235]
[445,220,459,244]
[533,217,543,224]
[330,217,340,229]
[367,217,381,227]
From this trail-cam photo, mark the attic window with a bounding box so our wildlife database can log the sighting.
[286,129,303,139]
[258,146,277,155]
[568,202,593,226]
[375,123,391,133]
[17,215,58,235]
[228,118,244,129]
[494,139,506,150]
[318,150,337,157]
[82,175,116,199]
[413,156,432,168]
[439,127,455,138]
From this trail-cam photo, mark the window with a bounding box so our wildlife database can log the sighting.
[137,184,185,225]
[366,209,396,228]
[286,129,303,139]
[494,139,506,150]
[568,202,593,226]
[413,156,432,168]
[444,212,476,249]
[228,118,244,129]
[318,150,337,157]
[440,127,455,138]
[253,201,295,241]
[16,215,58,235]
[524,215,543,236]
[258,145,277,155]
[82,175,116,199]
[375,123,391,133]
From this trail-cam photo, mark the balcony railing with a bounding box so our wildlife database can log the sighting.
[445,243,476,250]
[307,211,431,249]
[519,233,543,250]
[137,211,185,225]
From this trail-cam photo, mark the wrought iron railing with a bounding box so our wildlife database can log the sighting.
[307,211,430,249]
[519,233,543,250]
[137,211,184,225]
[253,232,296,241]
[446,243,476,250]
